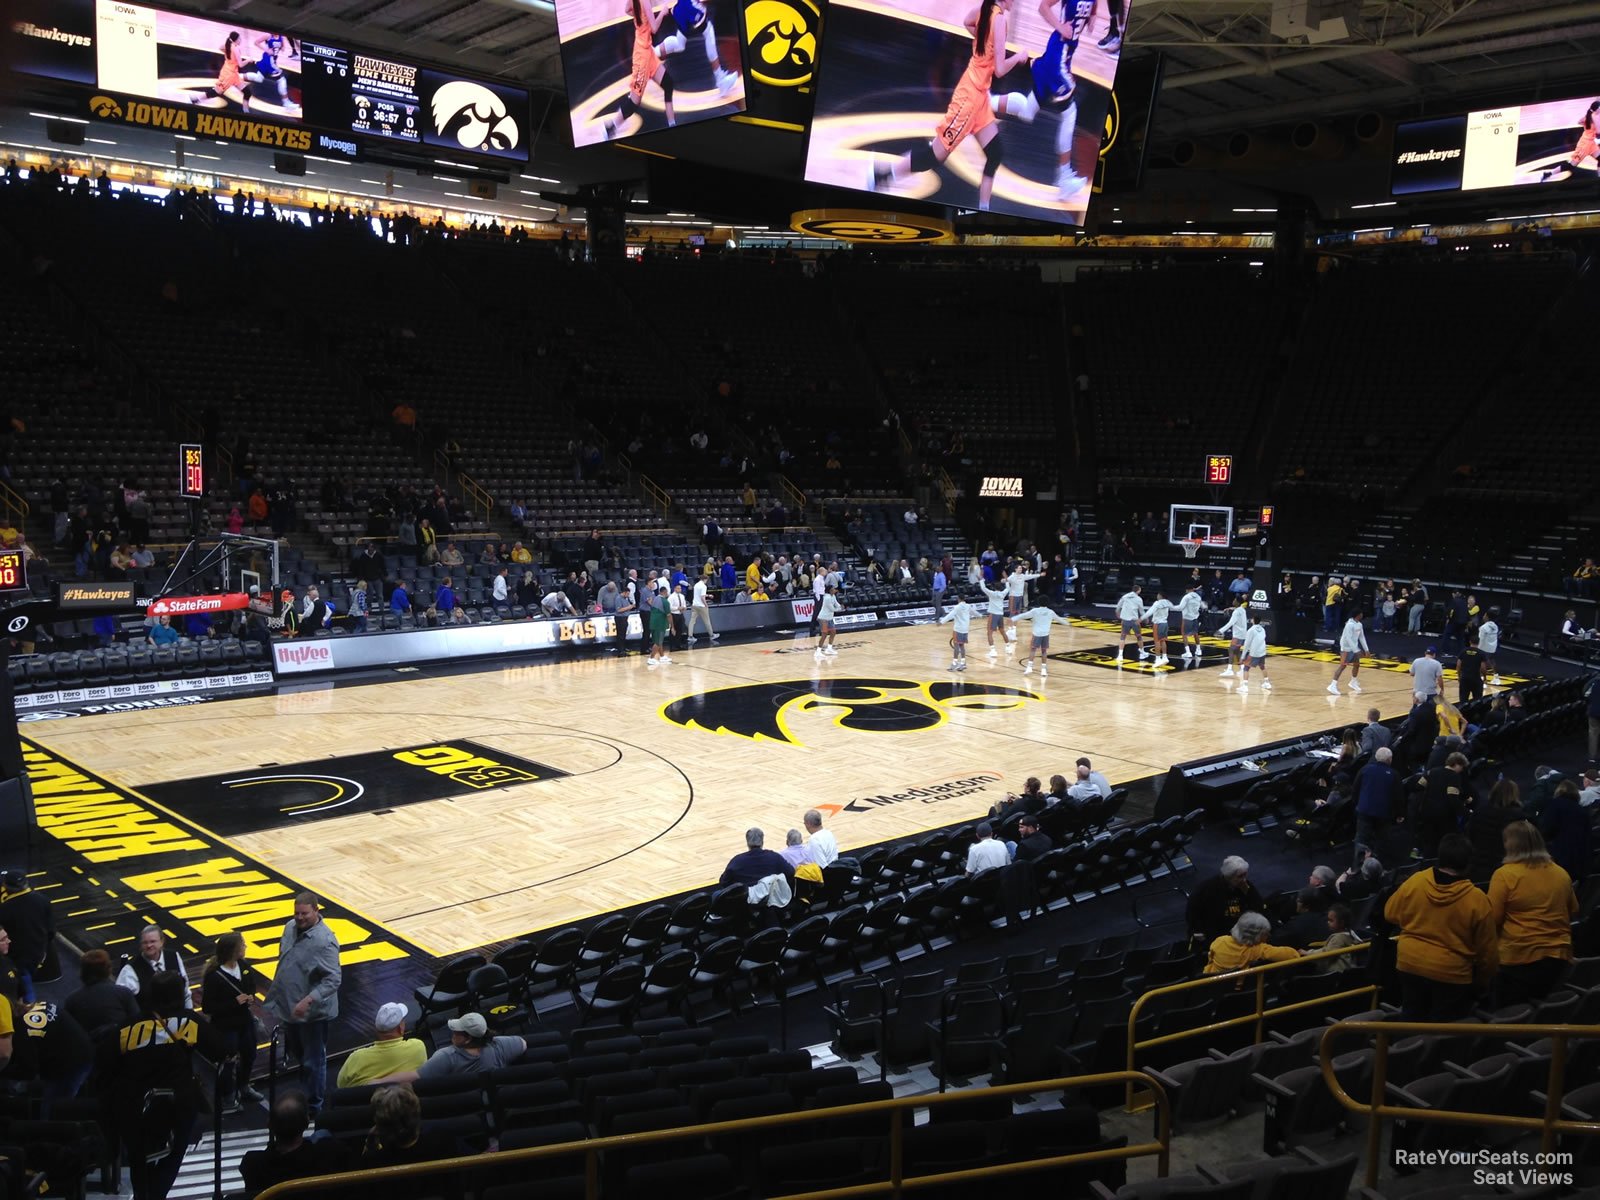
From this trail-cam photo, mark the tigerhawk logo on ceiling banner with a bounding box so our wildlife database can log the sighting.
[659,677,1043,746]
[744,0,819,87]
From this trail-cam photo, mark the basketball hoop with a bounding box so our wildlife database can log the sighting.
[1181,540,1202,560]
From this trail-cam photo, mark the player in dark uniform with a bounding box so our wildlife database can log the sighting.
[1026,0,1092,199]
[243,35,299,114]
[660,0,739,95]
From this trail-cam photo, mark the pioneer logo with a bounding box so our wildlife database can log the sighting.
[1396,149,1461,164]
[14,22,91,47]
[978,476,1025,499]
[277,644,332,665]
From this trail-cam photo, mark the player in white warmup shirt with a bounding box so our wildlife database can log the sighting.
[1114,584,1148,663]
[1177,583,1205,661]
[1217,601,1250,677]
[1004,563,1041,642]
[1238,614,1272,693]
[1143,589,1173,666]
[980,580,1010,658]
[1478,611,1501,685]
[939,596,975,671]
[1329,609,1369,695]
[814,584,842,661]
[1016,604,1071,677]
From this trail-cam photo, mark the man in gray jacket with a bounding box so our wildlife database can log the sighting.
[266,892,341,1117]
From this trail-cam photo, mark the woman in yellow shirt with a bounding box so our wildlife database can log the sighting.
[1204,912,1301,974]
[1489,820,1577,1004]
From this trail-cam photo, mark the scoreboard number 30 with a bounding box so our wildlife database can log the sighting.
[180,443,205,501]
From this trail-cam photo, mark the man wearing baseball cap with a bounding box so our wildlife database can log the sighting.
[335,1002,426,1088]
[374,1012,526,1084]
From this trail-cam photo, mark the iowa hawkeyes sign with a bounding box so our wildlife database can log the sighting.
[744,0,820,88]
[660,678,1042,746]
[790,209,954,244]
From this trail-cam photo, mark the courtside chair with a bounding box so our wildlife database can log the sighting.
[414,953,486,1048]
[573,961,646,1026]
[524,927,584,1001]
[776,914,829,989]
[663,891,712,944]
[621,903,672,960]
[637,948,696,1020]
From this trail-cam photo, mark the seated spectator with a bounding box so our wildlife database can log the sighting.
[510,542,532,565]
[991,777,1045,820]
[359,1085,461,1178]
[377,1013,526,1085]
[734,588,751,604]
[1579,767,1600,807]
[1186,856,1265,945]
[720,828,795,888]
[478,543,499,566]
[751,586,769,602]
[1044,774,1071,806]
[1204,912,1300,974]
[1490,821,1578,1005]
[1560,609,1595,641]
[1563,557,1597,599]
[803,810,839,868]
[1318,904,1361,972]
[1065,764,1101,803]
[240,1091,346,1199]
[131,544,155,569]
[439,542,464,568]
[148,615,180,646]
[965,822,1009,877]
[779,830,814,870]
[1012,812,1052,862]
[1305,865,1337,909]
[337,1002,426,1088]
[1274,888,1329,950]
[1074,757,1112,798]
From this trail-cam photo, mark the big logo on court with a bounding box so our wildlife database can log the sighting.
[660,678,1043,746]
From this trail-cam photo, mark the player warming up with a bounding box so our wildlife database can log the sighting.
[872,0,1029,211]
[1005,561,1041,642]
[813,583,841,662]
[1178,582,1204,661]
[979,578,1010,658]
[1217,600,1249,678]
[1238,614,1272,693]
[1329,609,1369,695]
[659,0,739,95]
[1540,101,1598,181]
[1017,604,1070,677]
[603,0,676,139]
[196,31,251,111]
[1114,583,1147,664]
[1143,588,1173,666]
[940,595,975,671]
[1478,609,1501,685]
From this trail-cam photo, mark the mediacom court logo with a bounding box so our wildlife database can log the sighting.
[817,772,1004,818]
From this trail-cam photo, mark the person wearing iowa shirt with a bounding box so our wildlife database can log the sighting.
[98,971,226,1200]
[1383,833,1496,1020]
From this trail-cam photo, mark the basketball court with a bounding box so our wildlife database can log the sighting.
[23,616,1517,980]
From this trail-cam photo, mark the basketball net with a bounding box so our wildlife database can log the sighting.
[1181,540,1201,560]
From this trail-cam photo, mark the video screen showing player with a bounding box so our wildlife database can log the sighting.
[1520,96,1600,186]
[94,0,301,117]
[804,0,1131,225]
[555,0,747,147]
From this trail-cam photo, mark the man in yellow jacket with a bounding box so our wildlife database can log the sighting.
[1383,832,1496,1020]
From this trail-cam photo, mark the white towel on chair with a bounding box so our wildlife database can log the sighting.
[747,873,793,908]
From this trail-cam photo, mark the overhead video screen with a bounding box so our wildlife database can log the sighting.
[1392,92,1600,195]
[94,0,304,119]
[803,0,1132,225]
[4,0,96,85]
[555,0,748,148]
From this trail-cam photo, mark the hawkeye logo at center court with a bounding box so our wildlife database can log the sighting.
[660,678,1042,746]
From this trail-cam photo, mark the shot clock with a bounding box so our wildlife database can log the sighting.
[180,443,205,501]
[0,549,26,592]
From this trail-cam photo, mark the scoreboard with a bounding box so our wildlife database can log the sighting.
[1205,454,1234,486]
[0,549,26,592]
[180,444,205,501]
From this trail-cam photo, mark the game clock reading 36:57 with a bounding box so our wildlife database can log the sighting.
[0,549,27,592]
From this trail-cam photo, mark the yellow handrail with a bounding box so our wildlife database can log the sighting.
[1320,1018,1600,1188]
[1125,941,1376,1111]
[0,480,30,527]
[936,468,957,515]
[780,474,808,515]
[638,473,672,515]
[458,470,494,520]
[257,1070,1171,1200]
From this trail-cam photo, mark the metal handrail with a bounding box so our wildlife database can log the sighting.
[1125,940,1376,1111]
[936,469,958,515]
[0,481,30,527]
[638,474,672,515]
[255,1070,1171,1200]
[1320,1018,1600,1188]
[780,474,808,515]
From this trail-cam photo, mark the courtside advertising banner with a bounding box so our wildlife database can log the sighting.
[804,0,1132,224]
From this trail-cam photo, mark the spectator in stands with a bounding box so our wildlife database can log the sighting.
[1563,557,1597,599]
[1074,757,1111,798]
[1538,780,1592,879]
[719,555,738,602]
[418,519,437,565]
[1013,812,1052,862]
[265,894,341,1119]
[1305,865,1337,909]
[1467,778,1524,882]
[779,830,814,870]
[116,925,191,1010]
[540,588,574,617]
[359,1084,464,1181]
[1560,609,1596,642]
[98,970,224,1200]
[338,1003,426,1088]
[1525,765,1564,822]
[514,570,538,609]
[1273,888,1328,950]
[965,823,1009,877]
[1410,751,1470,860]
[385,1011,523,1083]
[147,615,179,646]
[1360,709,1392,756]
[1229,571,1252,599]
[1317,904,1360,971]
[1186,856,1265,945]
[1579,767,1599,807]
[1384,833,1496,1020]
[701,516,722,557]
[1405,579,1429,634]
[510,542,531,565]
[240,1091,345,1199]
[741,483,757,520]
[1490,821,1577,1005]
[64,949,138,1042]
[131,544,154,569]
[992,777,1046,820]
[1334,853,1384,903]
[509,500,527,525]
[485,567,507,611]
[1203,912,1300,974]
[803,810,839,868]
[438,542,463,569]
[388,579,409,615]
[197,933,268,1116]
[1064,764,1100,803]
[433,577,463,624]
[720,828,794,888]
